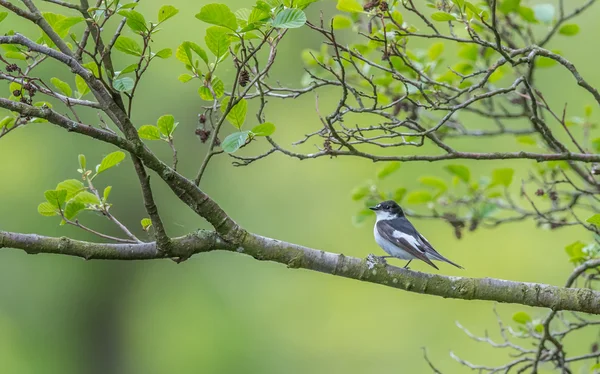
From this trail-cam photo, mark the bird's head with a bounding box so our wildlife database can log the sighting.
[369,200,404,220]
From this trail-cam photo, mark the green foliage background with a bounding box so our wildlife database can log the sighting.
[0,1,598,373]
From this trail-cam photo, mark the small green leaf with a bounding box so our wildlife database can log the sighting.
[154,48,172,59]
[114,36,142,56]
[518,6,537,22]
[112,77,135,92]
[558,23,579,36]
[0,116,15,130]
[590,362,600,371]
[73,191,101,205]
[393,188,407,202]
[584,104,593,118]
[586,214,600,227]
[391,10,403,25]
[50,77,73,97]
[141,218,153,230]
[221,98,247,129]
[45,189,68,208]
[376,162,401,179]
[119,9,147,32]
[0,12,8,23]
[56,179,85,200]
[222,131,250,153]
[178,73,194,83]
[211,77,224,98]
[103,186,112,202]
[353,209,375,225]
[158,5,179,23]
[405,190,433,204]
[157,114,176,136]
[195,3,238,30]
[78,154,86,170]
[138,125,162,140]
[419,176,447,192]
[565,240,586,263]
[351,186,370,201]
[251,122,275,136]
[75,75,90,98]
[64,200,85,220]
[431,12,456,21]
[499,0,521,14]
[427,42,444,60]
[517,135,536,145]
[491,168,514,187]
[444,164,470,183]
[336,0,363,13]
[332,15,352,29]
[96,151,126,174]
[205,26,231,58]
[271,8,306,28]
[38,202,59,216]
[512,311,531,324]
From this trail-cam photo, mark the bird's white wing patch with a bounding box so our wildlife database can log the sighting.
[392,230,421,249]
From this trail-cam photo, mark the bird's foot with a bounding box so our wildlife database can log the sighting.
[366,254,388,269]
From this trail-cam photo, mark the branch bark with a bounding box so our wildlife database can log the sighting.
[2,229,599,315]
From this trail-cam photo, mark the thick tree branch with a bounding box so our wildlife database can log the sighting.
[1,229,599,315]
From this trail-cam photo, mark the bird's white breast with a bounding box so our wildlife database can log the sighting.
[373,224,416,260]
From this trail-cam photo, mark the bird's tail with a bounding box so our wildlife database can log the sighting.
[428,251,464,269]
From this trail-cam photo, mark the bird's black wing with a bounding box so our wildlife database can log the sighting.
[417,233,464,269]
[376,219,439,269]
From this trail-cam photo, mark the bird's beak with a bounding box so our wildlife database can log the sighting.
[369,206,378,211]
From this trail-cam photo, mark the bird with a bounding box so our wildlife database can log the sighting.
[370,200,463,270]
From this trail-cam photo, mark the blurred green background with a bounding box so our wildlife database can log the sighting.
[1,1,599,373]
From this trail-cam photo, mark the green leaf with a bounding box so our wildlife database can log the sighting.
[189,42,209,65]
[141,218,153,230]
[45,189,68,208]
[376,162,401,179]
[138,125,162,140]
[336,0,363,13]
[332,15,352,29]
[212,77,224,98]
[178,73,194,83]
[391,10,403,25]
[419,176,447,192]
[353,209,374,225]
[119,10,147,32]
[112,77,134,92]
[586,214,600,227]
[428,42,444,60]
[195,3,238,30]
[512,311,531,324]
[491,168,514,187]
[96,151,126,174]
[205,26,231,58]
[64,200,85,220]
[56,179,85,200]
[351,186,370,201]
[103,186,112,202]
[444,164,470,183]
[157,114,176,136]
[73,191,101,205]
[222,131,250,153]
[518,6,537,23]
[50,77,73,97]
[221,98,247,128]
[585,104,593,118]
[271,8,306,28]
[393,188,407,202]
[458,44,478,61]
[158,5,179,23]
[590,363,600,371]
[533,4,554,24]
[78,154,86,170]
[0,116,14,129]
[4,51,26,60]
[565,241,586,263]
[38,202,59,216]
[118,64,138,75]
[431,12,456,22]
[251,122,275,136]
[558,23,579,36]
[114,36,142,56]
[75,75,90,98]
[55,16,84,35]
[154,48,172,59]
[498,0,520,14]
[198,86,213,101]
[406,190,433,204]
[0,12,8,23]
[517,135,536,145]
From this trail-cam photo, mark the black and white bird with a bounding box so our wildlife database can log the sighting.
[370,200,463,270]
